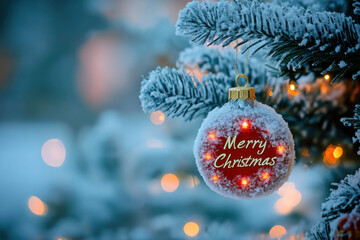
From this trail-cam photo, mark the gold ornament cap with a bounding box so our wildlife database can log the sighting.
[228,86,255,101]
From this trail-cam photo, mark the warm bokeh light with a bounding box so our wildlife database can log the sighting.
[241,121,250,129]
[324,74,331,81]
[41,139,66,167]
[269,225,287,239]
[277,145,285,154]
[323,145,341,168]
[28,196,47,216]
[262,172,270,180]
[184,222,200,237]
[208,132,216,140]
[187,176,200,189]
[275,182,302,215]
[161,174,179,192]
[333,146,343,159]
[186,67,205,84]
[301,148,310,157]
[241,178,249,186]
[150,111,165,125]
[288,81,299,96]
[212,175,219,182]
[277,182,296,197]
[274,198,293,215]
[205,153,212,160]
[269,91,273,96]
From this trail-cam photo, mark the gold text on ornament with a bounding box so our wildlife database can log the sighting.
[223,136,267,155]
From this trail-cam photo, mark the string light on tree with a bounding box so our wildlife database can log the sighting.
[288,80,299,96]
[324,74,331,81]
[193,40,295,199]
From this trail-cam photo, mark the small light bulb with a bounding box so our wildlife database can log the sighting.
[290,84,295,91]
[212,175,219,182]
[205,153,212,160]
[269,91,273,96]
[324,74,330,81]
[241,179,249,186]
[208,132,216,140]
[262,172,270,180]
[241,121,250,129]
[277,146,285,154]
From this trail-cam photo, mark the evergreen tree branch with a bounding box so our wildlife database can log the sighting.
[341,105,360,154]
[140,67,232,121]
[140,46,275,121]
[354,0,360,15]
[306,170,360,239]
[176,0,360,81]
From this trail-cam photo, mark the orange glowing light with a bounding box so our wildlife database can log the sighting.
[205,153,212,160]
[41,139,66,167]
[289,84,295,91]
[333,146,343,159]
[323,145,341,168]
[269,91,273,96]
[184,222,200,237]
[161,174,179,192]
[262,172,270,180]
[208,132,216,140]
[324,74,331,81]
[150,111,165,125]
[241,121,250,129]
[288,81,299,96]
[274,198,293,215]
[28,196,47,216]
[277,146,285,154]
[241,179,249,186]
[212,175,219,182]
[269,225,287,239]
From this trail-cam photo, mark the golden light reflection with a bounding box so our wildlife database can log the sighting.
[323,145,342,168]
[269,225,287,239]
[28,196,47,216]
[161,174,179,192]
[150,111,165,125]
[184,222,200,237]
[333,146,343,159]
[41,139,66,167]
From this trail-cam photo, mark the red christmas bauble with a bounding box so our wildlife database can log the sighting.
[194,100,295,199]
[334,206,360,240]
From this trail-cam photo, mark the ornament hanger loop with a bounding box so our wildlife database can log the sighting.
[235,39,251,87]
[235,74,249,87]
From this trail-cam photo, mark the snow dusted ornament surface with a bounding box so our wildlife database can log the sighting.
[194,87,295,199]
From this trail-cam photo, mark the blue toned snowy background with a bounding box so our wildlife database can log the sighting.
[0,0,358,239]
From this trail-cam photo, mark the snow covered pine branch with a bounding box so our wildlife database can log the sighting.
[176,0,360,81]
[140,46,269,120]
[341,105,360,155]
